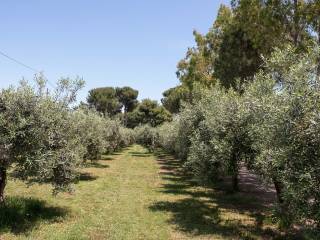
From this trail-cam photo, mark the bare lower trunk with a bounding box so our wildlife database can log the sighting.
[232,171,239,192]
[273,178,284,204]
[292,0,299,46]
[317,22,320,81]
[273,178,293,228]
[231,152,239,192]
[0,167,7,203]
[123,109,128,127]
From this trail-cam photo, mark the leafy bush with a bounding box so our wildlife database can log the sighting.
[0,77,85,200]
[75,107,136,160]
[119,126,135,148]
[134,125,159,152]
[176,86,253,189]
[156,120,179,155]
[73,108,109,161]
[244,46,320,226]
[174,100,205,162]
[104,118,124,153]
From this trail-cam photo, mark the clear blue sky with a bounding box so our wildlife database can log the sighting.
[0,0,228,102]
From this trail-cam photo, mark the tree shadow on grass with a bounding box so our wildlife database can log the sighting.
[101,156,115,161]
[110,152,122,156]
[150,198,223,235]
[74,172,99,183]
[0,196,68,235]
[149,151,285,240]
[109,147,130,155]
[129,151,152,158]
[84,161,109,169]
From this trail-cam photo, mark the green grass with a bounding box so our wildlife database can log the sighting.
[0,145,306,240]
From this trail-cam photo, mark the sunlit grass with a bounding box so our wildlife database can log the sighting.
[0,145,307,240]
[2,145,170,240]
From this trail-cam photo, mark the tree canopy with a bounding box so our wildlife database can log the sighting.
[87,87,122,117]
[116,87,139,113]
[170,0,319,112]
[161,85,189,114]
[127,99,172,128]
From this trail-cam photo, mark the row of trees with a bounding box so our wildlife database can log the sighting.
[87,87,172,128]
[140,46,320,228]
[162,0,320,114]
[2,0,319,231]
[137,0,320,230]
[0,76,134,203]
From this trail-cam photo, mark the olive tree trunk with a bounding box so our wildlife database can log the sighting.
[0,167,7,203]
[273,178,293,228]
[231,152,239,192]
[232,172,239,192]
[317,22,320,81]
[273,178,284,204]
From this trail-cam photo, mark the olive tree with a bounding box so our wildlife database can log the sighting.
[181,85,255,190]
[174,100,205,162]
[245,45,320,226]
[156,120,180,155]
[74,107,135,161]
[73,108,109,161]
[118,126,135,148]
[0,76,85,202]
[135,125,159,152]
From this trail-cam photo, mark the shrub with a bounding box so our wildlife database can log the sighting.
[119,126,135,148]
[135,125,159,152]
[74,107,135,159]
[181,86,254,189]
[0,77,85,201]
[73,108,109,161]
[174,100,205,162]
[245,45,320,227]
[156,120,179,155]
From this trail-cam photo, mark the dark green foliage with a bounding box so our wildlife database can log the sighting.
[116,86,138,113]
[127,99,172,128]
[87,87,122,116]
[214,27,262,89]
[170,0,315,106]
[161,85,189,114]
[87,86,139,119]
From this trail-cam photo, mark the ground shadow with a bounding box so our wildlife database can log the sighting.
[150,198,222,235]
[101,156,115,161]
[109,148,130,155]
[129,151,152,158]
[84,161,109,169]
[149,151,284,239]
[76,172,99,182]
[109,152,122,156]
[0,196,68,234]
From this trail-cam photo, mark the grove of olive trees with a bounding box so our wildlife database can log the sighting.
[151,46,320,228]
[136,0,320,232]
[0,76,134,203]
[2,0,320,239]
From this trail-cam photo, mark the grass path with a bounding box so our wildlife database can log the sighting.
[1,145,279,240]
